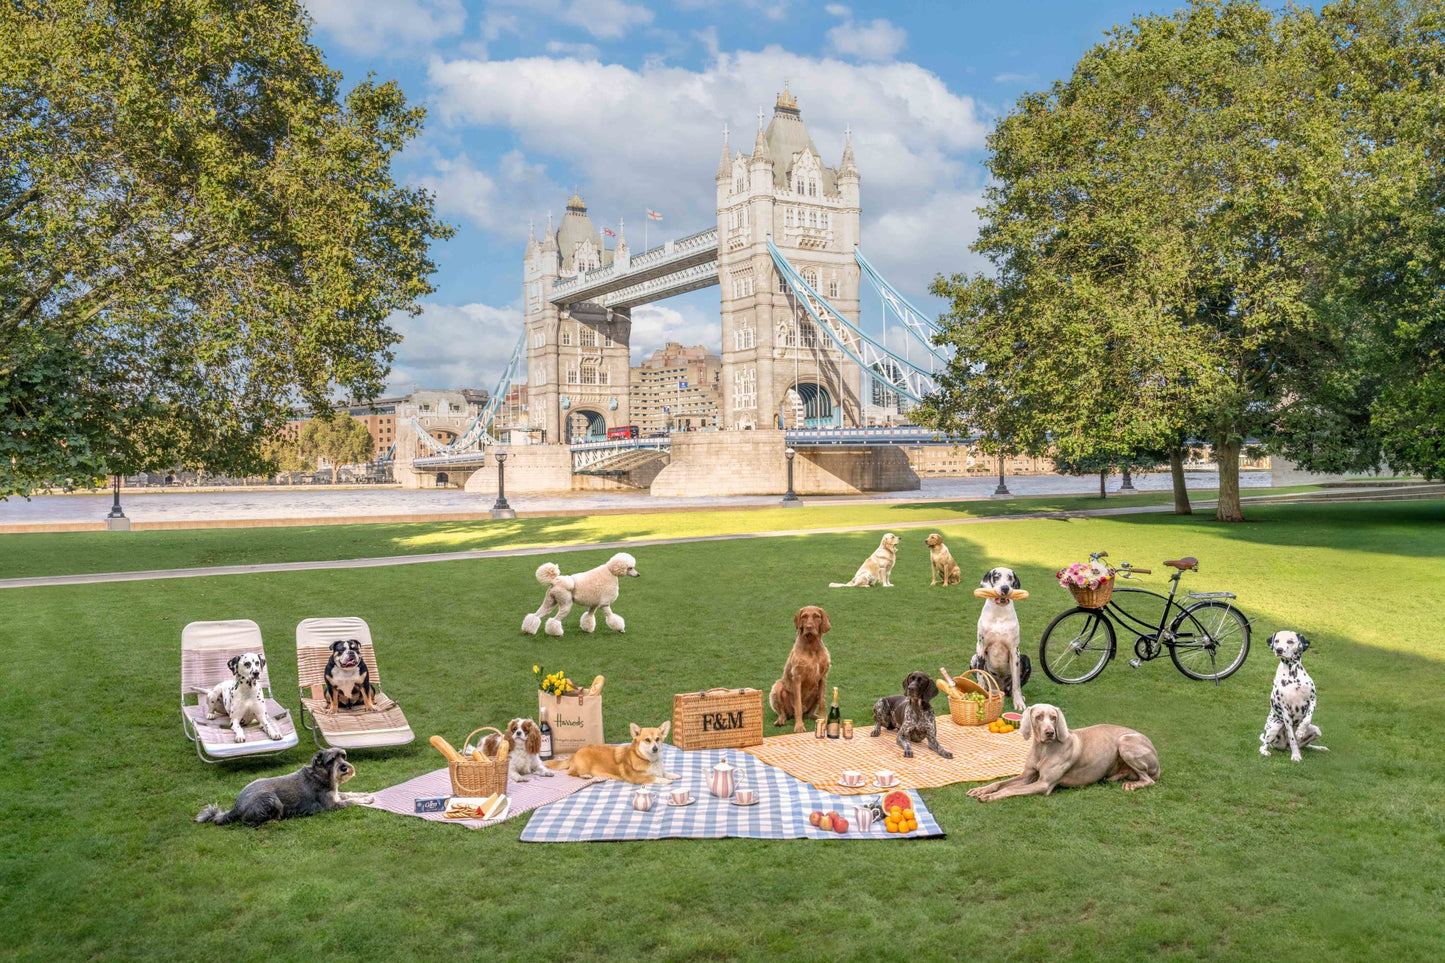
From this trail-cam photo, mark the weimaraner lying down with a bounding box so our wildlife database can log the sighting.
[969,704,1159,801]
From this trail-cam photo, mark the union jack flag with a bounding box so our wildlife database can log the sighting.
[602,228,616,237]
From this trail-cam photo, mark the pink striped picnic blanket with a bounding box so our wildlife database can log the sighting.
[361,767,597,829]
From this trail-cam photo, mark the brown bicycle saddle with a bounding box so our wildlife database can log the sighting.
[1163,557,1199,570]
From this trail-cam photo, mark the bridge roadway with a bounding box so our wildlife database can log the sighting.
[411,427,976,476]
[548,227,719,308]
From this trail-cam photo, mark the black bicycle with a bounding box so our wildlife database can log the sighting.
[1039,552,1251,684]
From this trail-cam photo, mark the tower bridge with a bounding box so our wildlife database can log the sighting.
[394,85,963,497]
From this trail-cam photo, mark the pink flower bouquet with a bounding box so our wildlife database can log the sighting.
[1055,560,1113,590]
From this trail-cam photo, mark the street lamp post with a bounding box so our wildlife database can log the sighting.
[781,447,801,507]
[106,472,131,530]
[491,451,516,519]
[992,452,1012,499]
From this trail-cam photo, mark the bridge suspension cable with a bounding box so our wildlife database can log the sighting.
[409,331,527,456]
[766,237,945,406]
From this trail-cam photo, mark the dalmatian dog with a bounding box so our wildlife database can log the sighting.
[200,652,281,743]
[1260,631,1327,761]
[972,567,1031,711]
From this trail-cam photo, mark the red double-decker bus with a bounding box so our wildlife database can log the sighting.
[606,425,639,440]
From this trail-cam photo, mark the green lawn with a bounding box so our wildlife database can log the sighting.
[2,501,1441,961]
[0,484,1322,580]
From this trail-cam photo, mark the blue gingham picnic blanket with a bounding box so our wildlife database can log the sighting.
[520,746,944,842]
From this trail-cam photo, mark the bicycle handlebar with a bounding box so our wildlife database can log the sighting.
[1130,567,1153,575]
[1090,551,1109,560]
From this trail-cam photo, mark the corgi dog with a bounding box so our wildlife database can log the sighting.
[546,722,679,785]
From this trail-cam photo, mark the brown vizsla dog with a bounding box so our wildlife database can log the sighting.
[768,606,832,733]
[969,704,1160,801]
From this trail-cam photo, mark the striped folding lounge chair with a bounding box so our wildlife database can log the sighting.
[181,619,299,763]
[296,617,415,750]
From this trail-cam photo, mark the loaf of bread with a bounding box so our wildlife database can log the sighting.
[429,735,463,762]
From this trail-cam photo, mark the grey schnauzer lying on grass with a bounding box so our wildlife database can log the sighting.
[195,748,372,827]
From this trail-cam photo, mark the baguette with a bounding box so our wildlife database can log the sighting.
[588,674,605,696]
[973,587,1030,600]
[429,735,463,763]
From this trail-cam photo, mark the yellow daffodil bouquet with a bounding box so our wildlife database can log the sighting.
[533,664,571,697]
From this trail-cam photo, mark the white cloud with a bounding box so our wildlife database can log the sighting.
[676,0,788,21]
[825,3,850,16]
[826,17,906,62]
[427,47,984,222]
[386,302,523,393]
[629,298,721,362]
[866,189,990,300]
[546,40,601,59]
[302,0,465,54]
[491,0,653,40]
[417,150,559,235]
[993,72,1039,84]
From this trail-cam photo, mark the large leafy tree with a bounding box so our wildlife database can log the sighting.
[298,417,373,483]
[919,0,1427,521]
[0,0,452,496]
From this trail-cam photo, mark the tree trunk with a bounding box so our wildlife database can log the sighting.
[1215,439,1244,522]
[1099,470,1107,498]
[1169,448,1192,515]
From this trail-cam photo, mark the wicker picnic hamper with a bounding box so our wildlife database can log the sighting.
[672,687,765,750]
[1068,578,1114,609]
[947,669,1004,726]
[448,726,510,796]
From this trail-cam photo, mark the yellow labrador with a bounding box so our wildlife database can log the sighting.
[969,704,1159,801]
[830,533,900,588]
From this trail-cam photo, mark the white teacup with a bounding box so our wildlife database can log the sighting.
[669,787,692,805]
[734,787,756,805]
[841,769,864,787]
[875,769,898,788]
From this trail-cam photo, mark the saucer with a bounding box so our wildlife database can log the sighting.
[836,779,867,790]
[666,797,697,807]
[729,796,761,807]
[871,779,900,789]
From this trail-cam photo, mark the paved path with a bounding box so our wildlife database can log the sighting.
[0,503,1184,590]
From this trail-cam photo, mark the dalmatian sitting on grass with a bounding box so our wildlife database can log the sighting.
[1260,630,1328,762]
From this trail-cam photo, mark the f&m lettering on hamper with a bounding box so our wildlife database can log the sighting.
[673,688,764,750]
[702,711,746,732]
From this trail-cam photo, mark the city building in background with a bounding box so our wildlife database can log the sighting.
[287,388,488,462]
[629,342,722,434]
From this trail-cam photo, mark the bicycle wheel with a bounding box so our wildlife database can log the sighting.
[1169,600,1251,680]
[1040,608,1116,684]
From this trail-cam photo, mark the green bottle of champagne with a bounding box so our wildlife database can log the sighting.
[827,686,841,738]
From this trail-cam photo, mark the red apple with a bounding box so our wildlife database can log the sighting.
[809,811,822,827]
[833,817,849,834]
[819,814,833,831]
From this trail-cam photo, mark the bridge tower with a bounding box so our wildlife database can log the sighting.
[717,85,863,430]
[523,194,633,444]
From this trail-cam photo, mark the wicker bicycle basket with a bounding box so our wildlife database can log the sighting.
[947,669,1004,726]
[448,726,510,796]
[1067,578,1114,609]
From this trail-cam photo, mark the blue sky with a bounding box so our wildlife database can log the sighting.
[300,0,1172,394]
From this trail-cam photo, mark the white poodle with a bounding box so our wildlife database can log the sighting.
[521,552,640,637]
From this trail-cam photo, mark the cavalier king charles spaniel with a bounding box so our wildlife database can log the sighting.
[482,718,555,782]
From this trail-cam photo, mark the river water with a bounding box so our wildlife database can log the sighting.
[0,472,1272,525]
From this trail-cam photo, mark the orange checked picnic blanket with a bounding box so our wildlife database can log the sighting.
[740,716,1031,795]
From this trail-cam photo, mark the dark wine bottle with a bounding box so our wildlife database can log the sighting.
[538,706,554,760]
[827,686,841,738]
